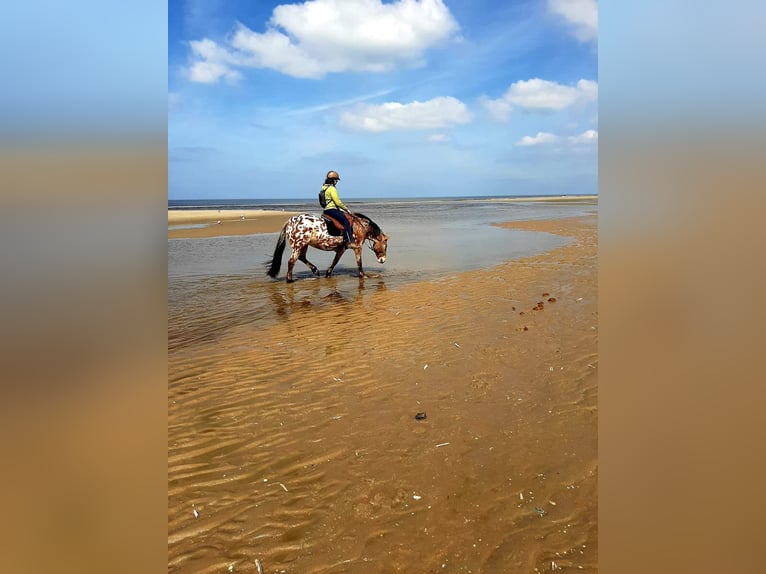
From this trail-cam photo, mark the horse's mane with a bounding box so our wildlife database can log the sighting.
[352,212,382,236]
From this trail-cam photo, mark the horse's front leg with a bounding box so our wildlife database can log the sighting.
[298,246,320,276]
[352,246,364,278]
[325,247,346,277]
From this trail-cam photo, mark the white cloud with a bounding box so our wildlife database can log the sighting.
[568,129,598,144]
[516,129,598,147]
[548,0,598,44]
[185,0,460,82]
[507,78,597,110]
[428,133,449,142]
[186,39,244,84]
[339,97,471,132]
[516,132,560,146]
[478,95,512,123]
[187,60,243,84]
[481,78,598,122]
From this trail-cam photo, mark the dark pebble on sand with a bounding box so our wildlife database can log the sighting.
[415,412,427,420]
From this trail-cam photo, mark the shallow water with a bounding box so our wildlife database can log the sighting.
[169,199,594,283]
[168,200,595,340]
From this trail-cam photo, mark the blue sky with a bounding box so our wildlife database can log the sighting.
[168,0,598,199]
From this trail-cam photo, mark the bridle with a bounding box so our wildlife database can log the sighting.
[363,228,387,257]
[345,214,385,256]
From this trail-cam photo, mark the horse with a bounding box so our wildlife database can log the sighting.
[266,212,389,282]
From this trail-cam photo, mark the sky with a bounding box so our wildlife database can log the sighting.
[168,0,598,199]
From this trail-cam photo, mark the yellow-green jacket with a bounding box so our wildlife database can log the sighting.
[321,184,349,211]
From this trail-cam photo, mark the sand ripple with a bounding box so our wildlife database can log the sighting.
[169,216,598,572]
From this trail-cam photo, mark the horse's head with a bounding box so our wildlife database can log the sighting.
[353,213,389,264]
[369,232,389,264]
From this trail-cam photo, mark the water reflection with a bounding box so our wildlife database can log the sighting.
[266,275,388,319]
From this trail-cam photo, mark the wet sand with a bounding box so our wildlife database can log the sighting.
[168,214,597,573]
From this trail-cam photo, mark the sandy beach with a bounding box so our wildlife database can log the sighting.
[168,209,300,239]
[168,212,597,572]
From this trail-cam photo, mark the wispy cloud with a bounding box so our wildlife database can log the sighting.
[286,88,400,116]
[428,133,450,142]
[339,97,471,132]
[548,0,598,44]
[481,78,598,122]
[185,0,460,83]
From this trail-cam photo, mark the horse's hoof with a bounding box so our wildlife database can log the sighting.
[286,278,295,283]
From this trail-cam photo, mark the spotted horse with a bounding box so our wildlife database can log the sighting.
[266,212,389,282]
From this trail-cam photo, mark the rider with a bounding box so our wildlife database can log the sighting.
[321,170,359,248]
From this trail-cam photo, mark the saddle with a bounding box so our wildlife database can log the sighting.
[322,213,352,237]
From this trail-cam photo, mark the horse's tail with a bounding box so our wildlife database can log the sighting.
[266,226,287,278]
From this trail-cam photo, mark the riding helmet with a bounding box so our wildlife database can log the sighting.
[326,170,340,181]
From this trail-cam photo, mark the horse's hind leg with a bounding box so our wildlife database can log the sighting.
[325,248,345,277]
[286,248,300,282]
[298,246,320,277]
